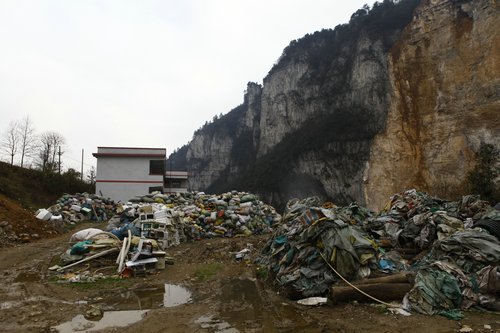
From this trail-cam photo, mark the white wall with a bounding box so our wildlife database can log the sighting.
[96,156,163,181]
[95,156,164,202]
[96,182,161,202]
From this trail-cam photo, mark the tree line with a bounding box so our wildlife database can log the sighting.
[0,116,97,186]
[1,116,67,173]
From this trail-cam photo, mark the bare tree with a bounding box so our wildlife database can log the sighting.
[1,121,20,165]
[87,166,96,186]
[37,131,66,172]
[17,116,36,168]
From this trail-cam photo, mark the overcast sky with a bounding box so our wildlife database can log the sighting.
[0,0,373,175]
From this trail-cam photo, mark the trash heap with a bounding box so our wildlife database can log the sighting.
[50,227,169,282]
[258,189,500,317]
[48,190,280,281]
[107,191,280,245]
[259,196,378,298]
[35,193,117,225]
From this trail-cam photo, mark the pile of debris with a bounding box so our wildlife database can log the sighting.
[35,193,117,226]
[47,190,280,281]
[106,191,280,247]
[50,227,170,282]
[258,189,500,318]
[0,194,63,247]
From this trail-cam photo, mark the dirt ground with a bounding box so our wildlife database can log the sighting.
[1,223,500,333]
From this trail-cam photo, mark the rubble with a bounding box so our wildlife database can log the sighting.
[0,194,62,248]
[35,193,117,225]
[41,188,500,319]
[105,190,280,247]
[48,190,280,282]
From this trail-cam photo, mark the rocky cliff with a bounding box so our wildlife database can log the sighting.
[365,0,499,208]
[169,0,499,210]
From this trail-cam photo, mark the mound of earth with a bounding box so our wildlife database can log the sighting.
[0,194,62,248]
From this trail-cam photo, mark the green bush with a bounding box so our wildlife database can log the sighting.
[467,143,499,203]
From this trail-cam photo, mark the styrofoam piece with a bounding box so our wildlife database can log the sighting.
[125,257,158,267]
[50,215,63,221]
[81,207,92,214]
[297,297,328,306]
[36,209,52,221]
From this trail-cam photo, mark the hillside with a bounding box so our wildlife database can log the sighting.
[167,0,499,210]
[0,161,94,247]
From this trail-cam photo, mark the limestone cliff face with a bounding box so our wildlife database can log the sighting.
[186,132,233,191]
[365,0,500,208]
[186,83,262,191]
[172,0,499,210]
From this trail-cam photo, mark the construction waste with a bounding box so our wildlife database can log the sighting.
[257,189,500,319]
[46,191,280,281]
[39,189,500,318]
[107,190,280,245]
[35,193,116,226]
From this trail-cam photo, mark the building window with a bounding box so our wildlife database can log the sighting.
[148,186,163,193]
[149,160,164,175]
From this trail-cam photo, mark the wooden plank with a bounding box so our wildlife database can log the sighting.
[331,282,412,303]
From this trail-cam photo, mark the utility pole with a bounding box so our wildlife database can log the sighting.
[81,149,84,181]
[58,146,61,174]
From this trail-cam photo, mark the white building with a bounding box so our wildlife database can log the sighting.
[164,171,189,194]
[93,147,166,202]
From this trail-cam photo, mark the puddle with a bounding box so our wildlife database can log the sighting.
[195,315,239,333]
[163,284,192,307]
[53,284,191,332]
[99,283,191,310]
[219,278,264,331]
[200,278,319,332]
[53,310,147,333]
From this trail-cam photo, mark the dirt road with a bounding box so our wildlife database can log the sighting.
[1,223,499,333]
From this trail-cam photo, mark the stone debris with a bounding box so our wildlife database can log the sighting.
[0,194,62,247]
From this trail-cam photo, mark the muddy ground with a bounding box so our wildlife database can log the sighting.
[1,223,500,333]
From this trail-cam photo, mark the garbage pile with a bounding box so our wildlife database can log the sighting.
[107,191,280,246]
[35,193,117,225]
[48,190,280,281]
[50,227,169,282]
[258,189,500,317]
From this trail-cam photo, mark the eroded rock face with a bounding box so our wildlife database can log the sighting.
[180,0,498,210]
[186,132,233,191]
[365,0,500,209]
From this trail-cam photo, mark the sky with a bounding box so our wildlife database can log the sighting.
[0,0,373,176]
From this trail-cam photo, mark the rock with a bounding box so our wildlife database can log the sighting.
[170,0,498,212]
[84,305,103,320]
[19,234,30,243]
[459,325,473,332]
[0,221,9,227]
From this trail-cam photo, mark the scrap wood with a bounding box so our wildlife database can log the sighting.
[331,282,412,303]
[117,236,129,273]
[57,248,119,272]
[346,272,415,286]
